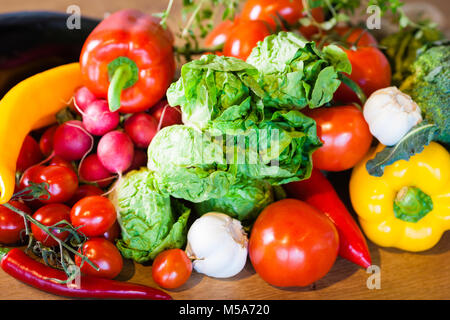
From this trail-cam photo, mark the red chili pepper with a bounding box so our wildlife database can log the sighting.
[80,9,175,113]
[0,247,172,300]
[284,169,372,268]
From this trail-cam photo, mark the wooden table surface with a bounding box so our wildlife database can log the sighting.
[0,0,449,300]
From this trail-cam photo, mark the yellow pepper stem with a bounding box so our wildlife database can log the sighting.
[393,186,433,223]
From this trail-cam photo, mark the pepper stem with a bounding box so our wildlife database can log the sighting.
[107,57,139,112]
[0,246,11,260]
[393,186,433,223]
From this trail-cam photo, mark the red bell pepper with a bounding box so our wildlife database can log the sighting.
[0,247,172,300]
[80,9,175,113]
[285,169,372,268]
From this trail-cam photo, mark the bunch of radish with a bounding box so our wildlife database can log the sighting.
[15,85,182,210]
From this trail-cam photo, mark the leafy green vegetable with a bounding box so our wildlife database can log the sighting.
[110,169,190,263]
[234,109,322,185]
[400,44,450,144]
[167,54,261,132]
[381,26,443,86]
[246,32,351,109]
[366,121,438,177]
[194,176,274,223]
[147,125,236,202]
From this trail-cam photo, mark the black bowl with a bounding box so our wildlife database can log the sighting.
[0,11,100,98]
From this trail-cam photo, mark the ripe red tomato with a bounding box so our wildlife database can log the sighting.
[223,20,272,61]
[38,165,79,204]
[152,249,192,289]
[0,201,31,244]
[333,26,378,47]
[48,156,74,171]
[241,0,324,38]
[16,135,43,173]
[67,184,104,207]
[334,46,391,104]
[70,196,116,237]
[204,19,236,48]
[31,203,71,247]
[249,199,339,287]
[75,238,123,279]
[305,105,372,171]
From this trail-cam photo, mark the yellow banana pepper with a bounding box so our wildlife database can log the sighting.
[350,142,450,252]
[0,63,83,204]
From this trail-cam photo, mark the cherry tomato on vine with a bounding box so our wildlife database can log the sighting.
[334,46,391,104]
[249,199,339,287]
[223,20,272,61]
[0,201,31,244]
[31,203,72,247]
[70,196,116,237]
[241,0,324,38]
[152,249,192,289]
[75,237,123,279]
[38,165,79,204]
[305,105,373,171]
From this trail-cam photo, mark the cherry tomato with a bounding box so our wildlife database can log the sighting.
[333,26,378,47]
[75,238,123,279]
[102,221,121,243]
[39,125,58,157]
[334,46,391,104]
[70,196,116,237]
[249,199,339,287]
[31,203,71,247]
[38,165,79,204]
[48,155,74,171]
[0,201,31,244]
[223,20,272,61]
[241,0,324,38]
[67,184,104,207]
[204,19,236,48]
[16,135,43,173]
[305,105,372,171]
[152,249,192,289]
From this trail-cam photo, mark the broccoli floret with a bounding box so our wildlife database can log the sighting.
[400,44,450,144]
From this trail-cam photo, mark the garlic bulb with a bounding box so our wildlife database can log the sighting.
[363,87,422,146]
[186,212,248,278]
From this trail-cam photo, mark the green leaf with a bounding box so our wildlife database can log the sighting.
[366,122,438,177]
[110,169,191,263]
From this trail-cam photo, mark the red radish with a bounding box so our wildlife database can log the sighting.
[97,131,134,174]
[39,125,58,157]
[53,120,93,161]
[67,184,104,207]
[126,149,148,172]
[16,135,43,172]
[82,100,120,136]
[74,86,96,114]
[79,154,115,188]
[124,113,158,149]
[150,100,182,129]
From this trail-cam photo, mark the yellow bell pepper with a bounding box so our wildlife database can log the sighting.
[350,142,450,252]
[0,63,83,204]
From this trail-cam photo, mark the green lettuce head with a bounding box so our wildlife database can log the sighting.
[194,177,274,223]
[147,125,236,202]
[109,169,190,263]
